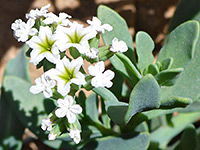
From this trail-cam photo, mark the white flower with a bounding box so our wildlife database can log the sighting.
[26,26,60,65]
[110,37,128,53]
[55,21,97,54]
[48,133,57,141]
[43,12,71,26]
[11,19,23,30]
[55,96,82,123]
[87,17,112,34]
[85,48,99,59]
[41,118,52,131]
[88,61,115,88]
[26,4,50,19]
[30,73,56,98]
[46,56,86,96]
[11,18,37,42]
[69,129,81,144]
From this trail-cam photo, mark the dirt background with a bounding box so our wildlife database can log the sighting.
[0,0,179,149]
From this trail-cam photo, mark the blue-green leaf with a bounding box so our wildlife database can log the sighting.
[2,76,54,139]
[175,124,197,150]
[135,31,154,73]
[81,132,150,150]
[97,5,136,64]
[151,112,200,149]
[93,87,128,125]
[110,53,142,87]
[85,93,100,123]
[3,45,31,82]
[125,74,160,124]
[168,0,200,33]
[155,68,184,86]
[0,89,25,150]
[157,21,199,68]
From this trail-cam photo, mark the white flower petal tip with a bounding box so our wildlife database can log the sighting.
[41,118,52,131]
[27,26,60,65]
[46,56,86,96]
[26,4,51,19]
[88,61,115,88]
[30,73,56,98]
[87,16,113,33]
[85,48,99,59]
[48,133,57,141]
[55,96,82,124]
[69,129,81,144]
[110,37,128,53]
[43,12,71,26]
[11,18,37,42]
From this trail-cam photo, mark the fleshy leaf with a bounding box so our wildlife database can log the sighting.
[85,93,100,123]
[97,5,136,64]
[155,68,184,86]
[168,0,200,33]
[3,44,31,82]
[160,97,192,109]
[175,124,197,150]
[151,112,200,149]
[2,76,54,139]
[0,89,25,150]
[161,57,173,71]
[93,87,128,125]
[110,53,142,87]
[81,132,150,150]
[125,74,160,124]
[135,31,154,73]
[157,21,199,68]
[147,64,159,76]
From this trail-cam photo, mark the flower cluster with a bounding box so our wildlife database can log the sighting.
[11,4,128,144]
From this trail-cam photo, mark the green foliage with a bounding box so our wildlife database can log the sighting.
[93,87,128,125]
[175,124,197,150]
[2,76,51,137]
[97,5,136,64]
[0,90,25,150]
[125,74,160,124]
[158,21,200,103]
[157,21,199,68]
[110,53,142,87]
[151,112,200,149]
[168,0,200,33]
[135,31,155,73]
[3,3,200,150]
[155,68,183,86]
[82,132,150,150]
[85,93,100,123]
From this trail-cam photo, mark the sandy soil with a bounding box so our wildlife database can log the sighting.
[0,0,179,149]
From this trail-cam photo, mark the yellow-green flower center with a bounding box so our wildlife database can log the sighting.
[38,36,55,54]
[67,31,85,44]
[58,67,76,84]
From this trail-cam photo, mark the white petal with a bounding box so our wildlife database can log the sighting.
[104,80,113,88]
[55,108,67,118]
[70,104,82,114]
[45,52,58,64]
[30,85,43,94]
[67,111,77,123]
[48,133,57,141]
[102,24,113,32]
[103,70,115,80]
[62,84,71,96]
[57,98,68,108]
[43,88,53,98]
[65,95,74,106]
